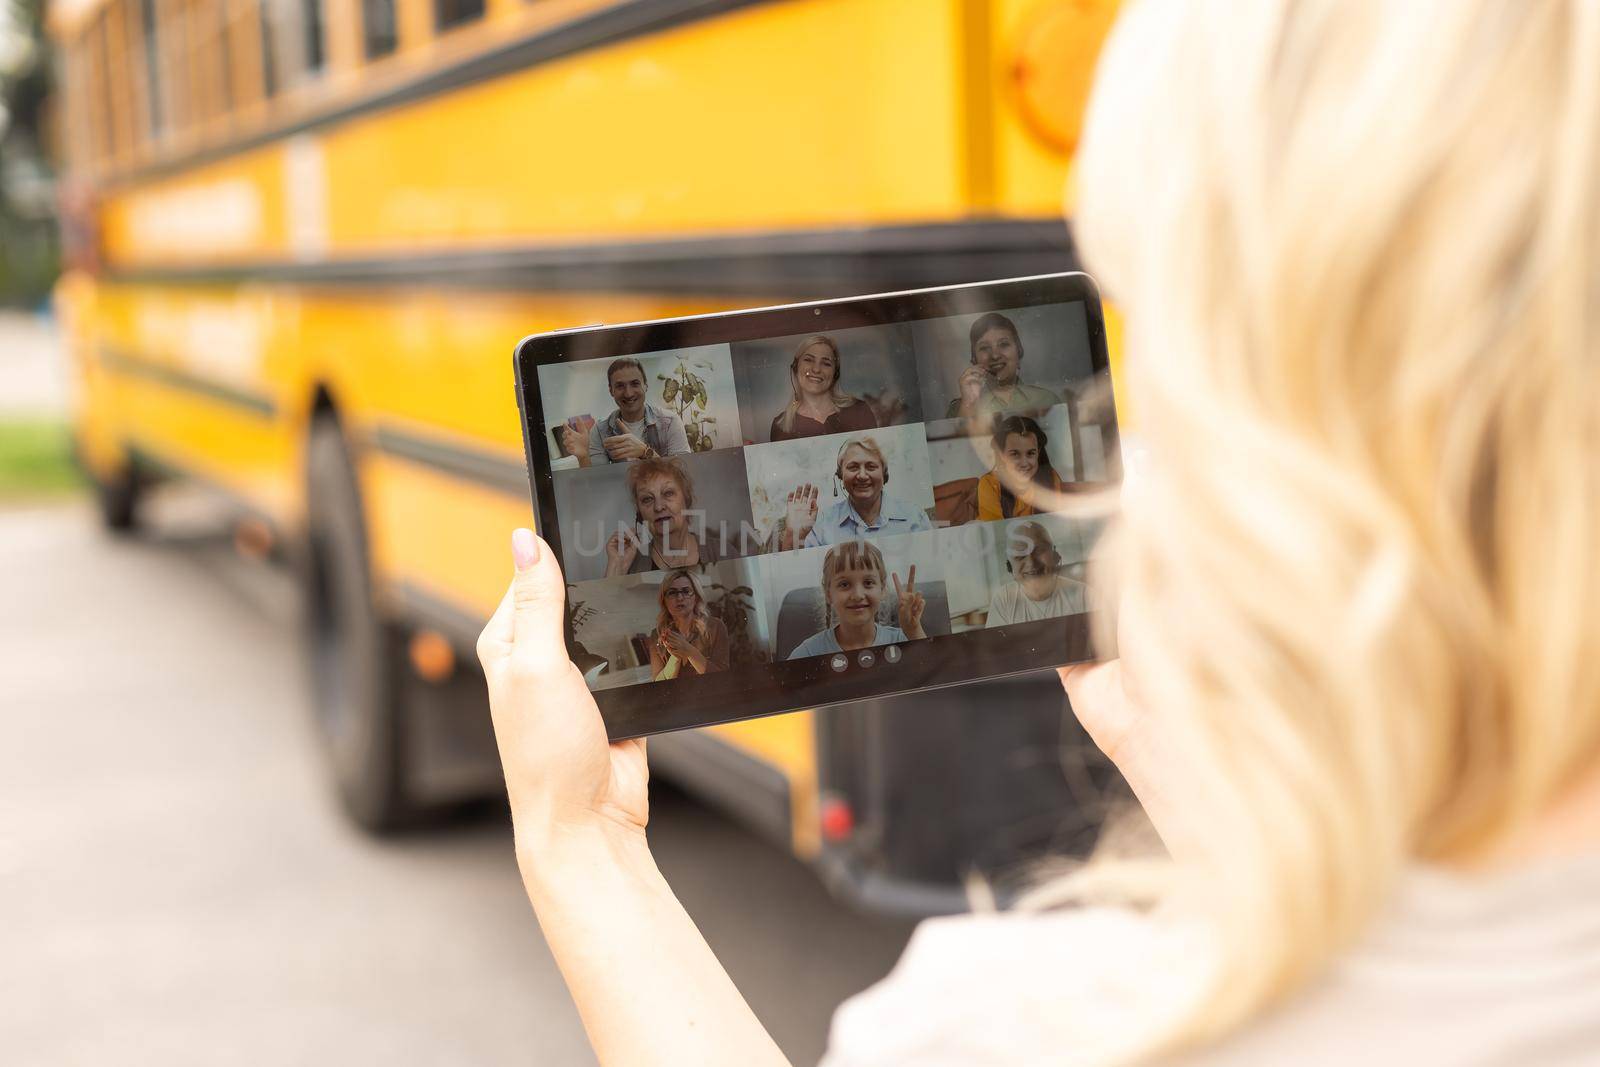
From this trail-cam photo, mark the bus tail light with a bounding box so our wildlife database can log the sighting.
[1009,0,1123,156]
[409,630,457,683]
[820,793,856,843]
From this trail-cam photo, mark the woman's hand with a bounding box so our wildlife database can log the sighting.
[781,483,820,548]
[604,529,639,577]
[1058,655,1191,860]
[479,529,649,854]
[660,628,706,673]
[957,365,986,413]
[893,565,925,639]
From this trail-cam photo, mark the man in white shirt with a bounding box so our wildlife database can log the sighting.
[984,521,1088,627]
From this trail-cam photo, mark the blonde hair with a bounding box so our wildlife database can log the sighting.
[654,568,709,643]
[819,540,889,627]
[1057,0,1600,1057]
[778,335,862,434]
[834,435,888,482]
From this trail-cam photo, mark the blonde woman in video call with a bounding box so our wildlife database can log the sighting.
[769,334,880,442]
[477,1,1600,1063]
[648,568,730,681]
[785,540,925,660]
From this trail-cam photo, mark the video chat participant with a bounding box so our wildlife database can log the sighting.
[604,457,722,576]
[778,436,933,549]
[977,415,1066,521]
[769,335,880,442]
[984,521,1087,627]
[648,569,731,681]
[947,312,1062,421]
[563,357,691,466]
[786,541,925,659]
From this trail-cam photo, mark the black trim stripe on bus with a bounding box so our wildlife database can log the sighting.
[393,579,495,649]
[104,218,1079,296]
[101,346,279,417]
[647,728,794,848]
[371,424,530,497]
[110,0,779,189]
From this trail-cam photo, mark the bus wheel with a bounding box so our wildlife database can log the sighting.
[94,462,142,533]
[302,417,415,832]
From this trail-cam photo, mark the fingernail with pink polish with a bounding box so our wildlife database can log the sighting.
[512,528,539,572]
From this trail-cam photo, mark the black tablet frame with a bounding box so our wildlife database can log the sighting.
[513,272,1117,740]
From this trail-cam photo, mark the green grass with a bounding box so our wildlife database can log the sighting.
[0,418,85,498]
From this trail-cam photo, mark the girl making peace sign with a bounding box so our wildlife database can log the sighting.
[786,540,925,660]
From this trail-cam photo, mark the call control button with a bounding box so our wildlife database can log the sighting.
[829,654,849,673]
[857,650,876,669]
[883,645,902,664]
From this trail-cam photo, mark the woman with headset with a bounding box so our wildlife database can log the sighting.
[603,456,722,576]
[785,540,925,660]
[976,414,1066,521]
[647,568,731,681]
[777,436,933,549]
[768,335,880,442]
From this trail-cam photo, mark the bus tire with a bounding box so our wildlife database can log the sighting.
[302,416,416,832]
[94,462,141,533]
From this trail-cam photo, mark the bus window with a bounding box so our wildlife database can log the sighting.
[362,0,398,59]
[260,0,325,96]
[224,0,267,112]
[138,0,164,137]
[434,0,483,34]
[258,0,276,97]
[212,0,235,118]
[91,15,115,162]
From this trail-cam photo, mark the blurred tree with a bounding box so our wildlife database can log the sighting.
[0,0,58,308]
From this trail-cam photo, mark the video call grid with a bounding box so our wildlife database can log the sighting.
[533,303,1106,688]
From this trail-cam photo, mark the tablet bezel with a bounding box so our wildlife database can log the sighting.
[513,272,1116,740]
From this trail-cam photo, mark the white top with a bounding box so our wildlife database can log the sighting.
[823,853,1600,1066]
[984,579,1089,627]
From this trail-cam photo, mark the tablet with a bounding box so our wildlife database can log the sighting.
[513,272,1119,740]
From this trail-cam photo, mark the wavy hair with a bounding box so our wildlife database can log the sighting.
[777,335,863,434]
[654,568,709,644]
[1047,0,1600,1058]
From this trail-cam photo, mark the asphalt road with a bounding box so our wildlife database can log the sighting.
[3,497,916,1066]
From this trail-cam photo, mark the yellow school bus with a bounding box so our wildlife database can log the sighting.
[48,0,1122,912]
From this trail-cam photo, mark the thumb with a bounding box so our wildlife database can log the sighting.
[509,529,569,668]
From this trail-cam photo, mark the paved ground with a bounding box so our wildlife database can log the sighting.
[1,498,915,1066]
[0,310,68,417]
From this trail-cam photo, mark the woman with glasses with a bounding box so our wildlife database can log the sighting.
[647,568,731,681]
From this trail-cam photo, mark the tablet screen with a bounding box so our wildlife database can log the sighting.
[515,273,1118,739]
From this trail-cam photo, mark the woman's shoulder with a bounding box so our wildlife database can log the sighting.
[976,471,1003,515]
[837,399,879,429]
[823,907,1208,1067]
